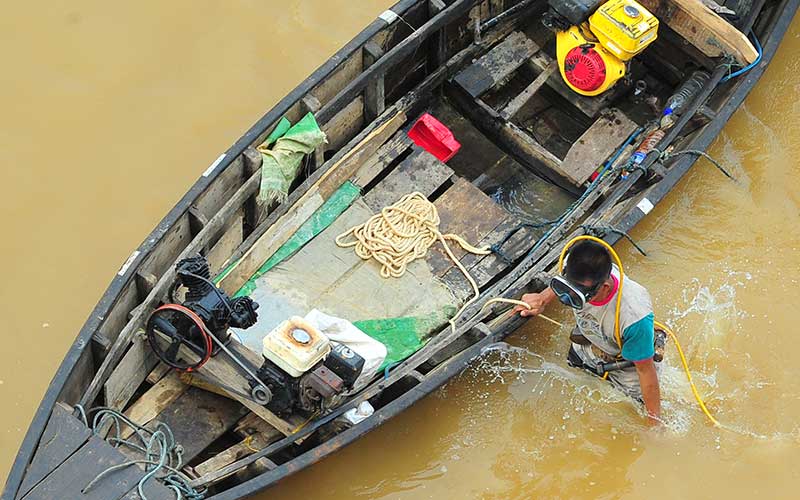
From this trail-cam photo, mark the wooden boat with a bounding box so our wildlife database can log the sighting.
[4,0,797,498]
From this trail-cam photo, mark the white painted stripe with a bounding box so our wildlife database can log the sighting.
[636,197,655,215]
[202,153,227,177]
[118,250,140,276]
[379,9,398,24]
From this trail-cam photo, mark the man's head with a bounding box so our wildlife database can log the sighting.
[564,240,612,288]
[551,240,614,309]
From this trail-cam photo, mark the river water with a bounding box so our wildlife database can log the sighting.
[2,2,799,498]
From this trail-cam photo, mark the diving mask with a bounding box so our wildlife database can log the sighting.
[549,275,603,310]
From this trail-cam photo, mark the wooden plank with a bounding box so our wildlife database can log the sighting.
[120,371,188,439]
[22,435,145,500]
[301,95,326,169]
[145,363,171,385]
[175,339,303,437]
[217,110,407,296]
[500,63,556,120]
[148,387,248,464]
[427,177,512,277]
[351,132,414,188]
[363,42,386,123]
[527,52,616,118]
[322,96,365,152]
[363,147,455,211]
[17,403,91,499]
[560,108,638,185]
[206,211,244,274]
[453,31,538,98]
[639,0,759,64]
[194,419,281,478]
[103,336,160,411]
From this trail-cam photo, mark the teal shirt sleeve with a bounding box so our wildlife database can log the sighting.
[621,313,655,362]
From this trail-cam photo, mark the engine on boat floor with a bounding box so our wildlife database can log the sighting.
[146,255,259,371]
[147,256,364,417]
[544,0,658,96]
[257,318,365,416]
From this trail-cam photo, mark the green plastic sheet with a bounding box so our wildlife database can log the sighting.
[233,181,361,298]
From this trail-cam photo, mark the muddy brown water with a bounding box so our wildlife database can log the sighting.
[2,2,799,498]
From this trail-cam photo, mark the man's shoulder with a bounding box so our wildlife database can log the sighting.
[620,276,653,323]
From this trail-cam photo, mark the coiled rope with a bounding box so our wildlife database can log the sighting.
[75,405,204,500]
[336,192,491,330]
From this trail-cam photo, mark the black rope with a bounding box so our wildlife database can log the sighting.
[656,148,738,182]
[581,224,648,257]
[490,220,559,264]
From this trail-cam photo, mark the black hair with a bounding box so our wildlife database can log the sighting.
[564,240,612,285]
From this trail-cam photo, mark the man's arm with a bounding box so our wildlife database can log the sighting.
[514,287,557,316]
[635,358,661,425]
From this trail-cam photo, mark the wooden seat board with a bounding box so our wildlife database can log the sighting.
[146,386,248,464]
[427,177,515,278]
[453,31,539,98]
[17,403,92,499]
[362,146,454,212]
[22,435,148,500]
[560,108,638,185]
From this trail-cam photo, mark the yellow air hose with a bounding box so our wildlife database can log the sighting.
[559,235,720,426]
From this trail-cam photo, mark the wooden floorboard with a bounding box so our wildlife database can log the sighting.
[17,403,92,499]
[22,435,146,500]
[362,147,454,212]
[427,177,515,279]
[146,387,249,465]
[453,31,538,98]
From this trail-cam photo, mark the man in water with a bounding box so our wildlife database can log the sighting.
[514,240,661,424]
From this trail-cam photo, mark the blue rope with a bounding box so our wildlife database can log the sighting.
[76,405,204,500]
[721,32,762,83]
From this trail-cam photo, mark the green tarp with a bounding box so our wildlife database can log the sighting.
[258,112,326,204]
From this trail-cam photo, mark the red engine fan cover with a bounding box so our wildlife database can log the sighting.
[564,45,607,92]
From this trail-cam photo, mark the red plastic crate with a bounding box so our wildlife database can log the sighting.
[407,113,461,162]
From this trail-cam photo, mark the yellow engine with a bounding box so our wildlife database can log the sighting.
[556,0,658,96]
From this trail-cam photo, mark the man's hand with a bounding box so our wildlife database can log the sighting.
[514,288,557,317]
[635,358,661,426]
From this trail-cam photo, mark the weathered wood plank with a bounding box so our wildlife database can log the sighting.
[103,336,160,412]
[527,52,616,118]
[206,211,244,274]
[453,31,538,98]
[22,435,144,500]
[560,108,638,185]
[175,339,303,437]
[17,403,91,499]
[322,96,365,153]
[363,41,386,123]
[500,63,556,120]
[428,177,512,277]
[148,387,248,464]
[194,422,281,478]
[639,0,759,64]
[351,132,414,188]
[120,371,187,439]
[363,147,454,212]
